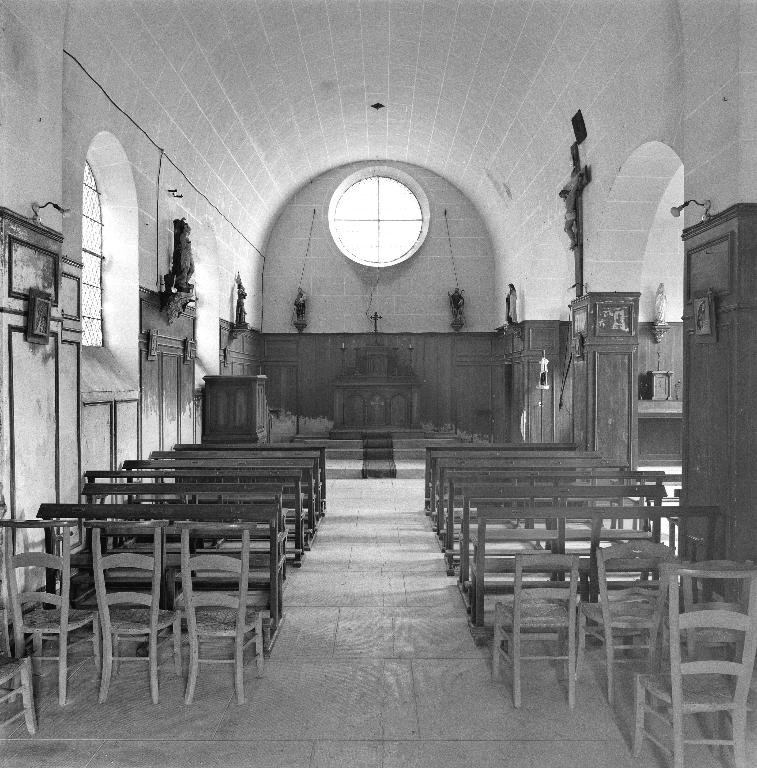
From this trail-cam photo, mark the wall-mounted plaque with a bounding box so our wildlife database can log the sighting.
[26,288,52,344]
[596,302,633,335]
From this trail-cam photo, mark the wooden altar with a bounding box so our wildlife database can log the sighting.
[333,344,420,431]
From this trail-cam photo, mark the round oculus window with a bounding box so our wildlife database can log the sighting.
[328,168,430,267]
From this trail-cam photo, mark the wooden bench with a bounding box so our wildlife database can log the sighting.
[124,457,320,541]
[424,443,578,510]
[173,443,328,517]
[442,468,669,573]
[466,500,723,626]
[164,446,327,518]
[83,471,309,564]
[37,501,287,650]
[432,452,606,532]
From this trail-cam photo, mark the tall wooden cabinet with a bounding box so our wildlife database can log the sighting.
[0,207,81,531]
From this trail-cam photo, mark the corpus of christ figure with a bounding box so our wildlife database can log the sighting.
[559,142,591,297]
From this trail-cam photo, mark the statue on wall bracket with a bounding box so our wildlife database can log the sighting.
[161,217,196,324]
[651,282,670,343]
[293,287,307,333]
[448,287,465,331]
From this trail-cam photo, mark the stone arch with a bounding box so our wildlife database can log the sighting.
[85,131,140,374]
[589,141,684,321]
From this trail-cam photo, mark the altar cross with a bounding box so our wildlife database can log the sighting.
[370,311,382,334]
[559,141,591,298]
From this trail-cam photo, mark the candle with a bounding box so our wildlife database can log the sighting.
[341,342,345,350]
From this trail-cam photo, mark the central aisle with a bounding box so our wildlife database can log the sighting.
[248,479,646,767]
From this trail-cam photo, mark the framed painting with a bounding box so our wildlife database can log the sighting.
[596,302,633,336]
[572,305,588,336]
[693,290,716,342]
[25,288,52,344]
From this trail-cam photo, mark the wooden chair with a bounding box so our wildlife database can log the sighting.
[3,521,99,705]
[680,559,754,658]
[576,540,677,702]
[492,553,580,708]
[177,523,264,705]
[90,521,181,704]
[634,564,757,768]
[0,655,36,734]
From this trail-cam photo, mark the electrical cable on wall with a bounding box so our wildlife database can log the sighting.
[155,150,164,288]
[63,49,264,264]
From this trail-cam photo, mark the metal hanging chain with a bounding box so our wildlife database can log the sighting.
[291,208,316,326]
[444,208,460,289]
[364,265,381,325]
[298,208,316,290]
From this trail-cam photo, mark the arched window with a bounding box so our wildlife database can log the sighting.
[81,162,104,346]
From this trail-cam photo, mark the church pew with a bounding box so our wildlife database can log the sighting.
[36,500,287,647]
[124,457,320,539]
[432,452,606,531]
[147,451,322,521]
[101,466,315,545]
[81,480,306,568]
[442,468,669,573]
[84,469,310,561]
[173,443,328,517]
[457,482,668,614]
[466,503,723,626]
[424,442,578,510]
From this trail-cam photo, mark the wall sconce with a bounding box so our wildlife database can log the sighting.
[31,201,70,223]
[670,199,711,221]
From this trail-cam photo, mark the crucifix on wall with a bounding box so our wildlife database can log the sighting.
[370,311,382,334]
[559,141,591,298]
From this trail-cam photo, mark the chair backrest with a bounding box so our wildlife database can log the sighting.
[3,521,74,614]
[668,564,757,708]
[513,553,580,618]
[2,521,78,653]
[89,521,166,631]
[178,523,252,628]
[597,541,678,620]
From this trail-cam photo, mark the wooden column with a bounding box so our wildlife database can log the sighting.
[681,204,757,559]
[570,292,640,468]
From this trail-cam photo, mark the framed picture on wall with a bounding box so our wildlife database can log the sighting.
[572,305,588,336]
[693,290,716,341]
[25,288,52,344]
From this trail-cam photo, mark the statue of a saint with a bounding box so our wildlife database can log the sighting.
[506,283,518,325]
[172,218,195,293]
[235,273,247,326]
[654,283,667,325]
[449,287,465,320]
[559,146,589,251]
[294,288,307,320]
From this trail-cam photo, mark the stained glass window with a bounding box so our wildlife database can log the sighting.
[81,162,103,346]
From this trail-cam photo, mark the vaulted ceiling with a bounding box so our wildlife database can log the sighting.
[64,0,684,310]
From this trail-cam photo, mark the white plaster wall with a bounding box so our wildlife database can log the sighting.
[262,162,495,333]
[0,0,64,225]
